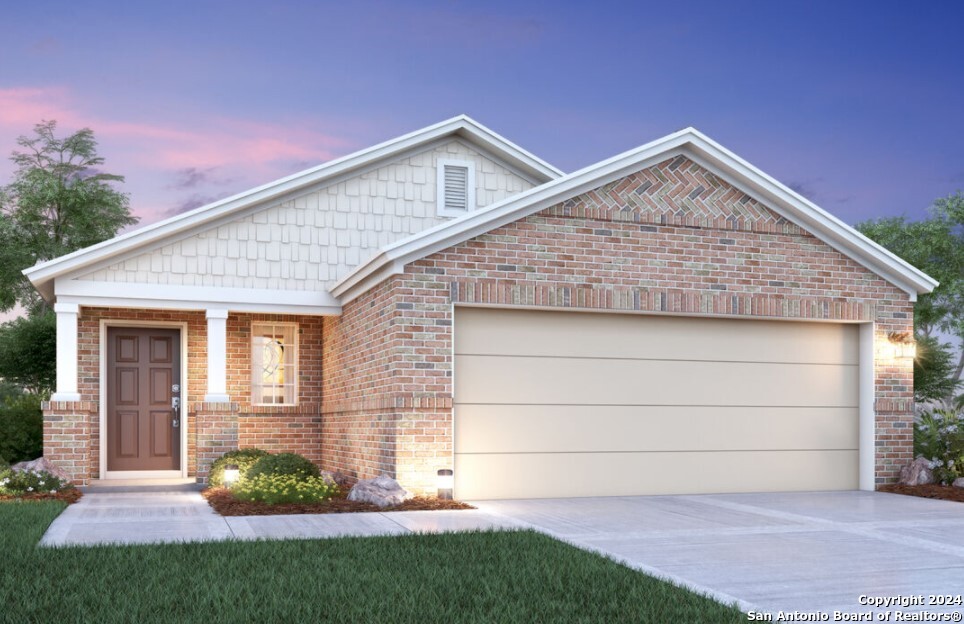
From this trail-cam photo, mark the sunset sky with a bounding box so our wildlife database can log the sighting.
[1,0,962,231]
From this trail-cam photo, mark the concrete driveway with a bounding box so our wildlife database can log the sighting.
[474,491,964,618]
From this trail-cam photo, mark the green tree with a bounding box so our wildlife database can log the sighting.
[857,192,964,403]
[914,335,962,403]
[0,311,56,394]
[0,120,137,313]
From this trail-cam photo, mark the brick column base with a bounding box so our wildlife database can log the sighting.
[42,401,98,485]
[193,402,239,482]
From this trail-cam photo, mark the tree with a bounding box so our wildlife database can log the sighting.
[0,311,56,394]
[0,120,138,313]
[857,192,964,404]
[914,335,962,403]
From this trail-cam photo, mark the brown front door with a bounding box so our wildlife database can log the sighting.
[107,327,181,472]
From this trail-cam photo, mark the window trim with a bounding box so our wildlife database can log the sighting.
[436,158,476,217]
[250,321,299,407]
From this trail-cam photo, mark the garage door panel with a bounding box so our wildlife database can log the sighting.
[455,450,859,500]
[455,355,858,407]
[455,405,858,454]
[455,307,858,365]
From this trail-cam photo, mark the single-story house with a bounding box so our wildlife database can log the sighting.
[25,115,936,499]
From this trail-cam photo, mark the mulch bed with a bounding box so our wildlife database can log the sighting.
[202,487,474,516]
[0,489,83,504]
[879,483,964,503]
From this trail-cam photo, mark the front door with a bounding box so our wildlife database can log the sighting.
[107,327,181,472]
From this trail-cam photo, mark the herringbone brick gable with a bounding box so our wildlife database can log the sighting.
[549,155,799,234]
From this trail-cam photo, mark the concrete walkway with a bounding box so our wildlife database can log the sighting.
[40,491,523,547]
[474,491,964,618]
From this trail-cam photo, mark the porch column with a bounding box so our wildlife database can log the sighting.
[51,302,81,402]
[204,309,230,403]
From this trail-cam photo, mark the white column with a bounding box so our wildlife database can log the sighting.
[205,309,230,403]
[52,302,81,402]
[858,322,876,491]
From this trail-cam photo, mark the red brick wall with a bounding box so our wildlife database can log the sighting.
[331,155,914,493]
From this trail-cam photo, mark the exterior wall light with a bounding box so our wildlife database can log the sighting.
[223,464,240,488]
[888,332,917,360]
[437,469,454,500]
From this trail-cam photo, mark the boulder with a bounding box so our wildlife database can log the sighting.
[953,477,964,489]
[11,457,72,482]
[898,457,936,486]
[319,470,351,489]
[347,474,411,508]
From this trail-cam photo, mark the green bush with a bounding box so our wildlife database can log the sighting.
[914,409,964,484]
[207,448,270,487]
[0,392,43,464]
[232,473,337,504]
[0,468,70,495]
[247,452,320,481]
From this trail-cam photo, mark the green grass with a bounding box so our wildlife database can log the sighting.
[1,501,746,624]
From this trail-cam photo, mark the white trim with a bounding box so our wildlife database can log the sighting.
[55,280,341,315]
[858,322,876,491]
[332,128,938,303]
[23,115,561,300]
[51,302,81,402]
[437,158,477,217]
[100,319,189,480]
[205,309,230,403]
[250,320,299,407]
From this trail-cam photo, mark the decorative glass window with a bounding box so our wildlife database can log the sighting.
[251,322,297,405]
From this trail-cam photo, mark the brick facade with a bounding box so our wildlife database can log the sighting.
[327,156,914,493]
[44,309,325,484]
[43,155,916,492]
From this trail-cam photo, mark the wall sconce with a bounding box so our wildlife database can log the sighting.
[437,469,454,500]
[223,464,240,488]
[888,332,917,360]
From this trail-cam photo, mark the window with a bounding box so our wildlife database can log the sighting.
[251,322,297,405]
[436,158,476,216]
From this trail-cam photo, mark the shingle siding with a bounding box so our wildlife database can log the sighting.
[76,139,534,290]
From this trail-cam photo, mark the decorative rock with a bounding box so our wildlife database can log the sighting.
[347,474,411,508]
[319,471,351,488]
[898,457,935,486]
[953,478,964,489]
[11,457,72,482]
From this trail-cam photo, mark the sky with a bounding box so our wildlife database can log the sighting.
[0,0,962,231]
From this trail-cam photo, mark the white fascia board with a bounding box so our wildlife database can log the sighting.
[56,279,341,315]
[454,115,564,180]
[333,127,938,303]
[23,115,561,289]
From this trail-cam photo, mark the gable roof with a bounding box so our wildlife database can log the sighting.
[331,127,938,303]
[24,115,563,301]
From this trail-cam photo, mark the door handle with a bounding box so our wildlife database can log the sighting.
[172,396,180,427]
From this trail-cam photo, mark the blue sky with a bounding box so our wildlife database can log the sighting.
[0,0,961,226]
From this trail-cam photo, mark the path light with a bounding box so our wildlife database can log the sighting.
[888,332,917,360]
[223,464,240,488]
[437,469,454,500]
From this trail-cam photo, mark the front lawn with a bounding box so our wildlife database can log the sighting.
[1,502,746,623]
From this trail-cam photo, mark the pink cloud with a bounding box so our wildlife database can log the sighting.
[0,86,360,224]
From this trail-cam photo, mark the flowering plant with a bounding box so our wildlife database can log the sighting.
[914,409,964,484]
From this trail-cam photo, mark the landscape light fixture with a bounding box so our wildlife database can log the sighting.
[223,464,240,488]
[437,469,454,500]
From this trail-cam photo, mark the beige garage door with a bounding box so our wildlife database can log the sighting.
[454,307,859,500]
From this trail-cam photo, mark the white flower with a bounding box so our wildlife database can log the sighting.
[26,487,33,492]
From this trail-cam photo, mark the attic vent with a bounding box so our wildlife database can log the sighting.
[437,158,476,216]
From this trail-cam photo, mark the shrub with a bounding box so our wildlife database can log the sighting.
[247,452,320,481]
[0,469,70,495]
[207,448,270,487]
[233,473,337,504]
[0,392,43,464]
[914,409,964,484]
